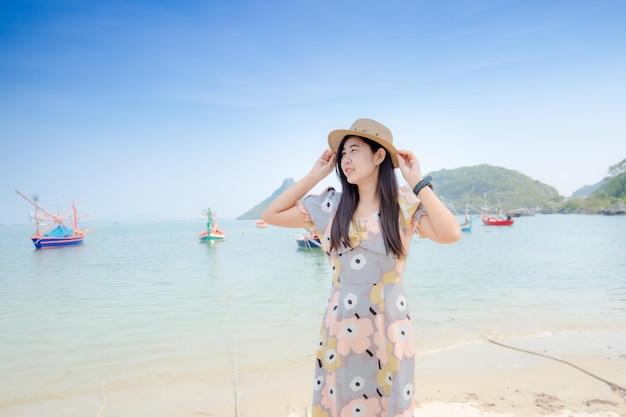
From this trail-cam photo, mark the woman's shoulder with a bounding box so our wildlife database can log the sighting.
[299,187,340,232]
[303,186,340,212]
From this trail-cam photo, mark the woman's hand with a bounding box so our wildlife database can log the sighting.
[261,149,336,228]
[310,149,336,180]
[397,149,423,187]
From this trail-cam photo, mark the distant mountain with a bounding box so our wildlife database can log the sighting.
[428,164,562,213]
[560,166,626,214]
[237,178,296,220]
[239,165,562,218]
[241,160,625,217]
[570,179,605,199]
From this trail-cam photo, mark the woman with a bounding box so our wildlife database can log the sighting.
[261,118,461,417]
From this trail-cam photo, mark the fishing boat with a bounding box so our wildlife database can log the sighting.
[255,220,267,228]
[198,208,226,241]
[480,215,514,226]
[459,206,473,232]
[295,228,322,250]
[15,189,91,249]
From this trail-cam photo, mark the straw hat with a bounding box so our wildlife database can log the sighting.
[328,118,399,168]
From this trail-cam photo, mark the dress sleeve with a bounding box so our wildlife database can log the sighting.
[398,186,427,235]
[297,187,340,233]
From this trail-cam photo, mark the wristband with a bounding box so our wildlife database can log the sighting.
[412,175,433,195]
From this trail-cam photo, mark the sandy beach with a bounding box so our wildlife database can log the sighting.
[221,331,626,417]
[2,332,624,417]
[412,331,626,417]
[232,330,626,417]
[23,329,621,417]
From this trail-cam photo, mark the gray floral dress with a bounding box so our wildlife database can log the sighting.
[299,186,426,417]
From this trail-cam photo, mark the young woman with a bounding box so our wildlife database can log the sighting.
[261,118,461,417]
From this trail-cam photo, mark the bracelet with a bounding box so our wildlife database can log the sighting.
[412,175,433,195]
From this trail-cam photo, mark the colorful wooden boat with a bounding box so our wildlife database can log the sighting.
[199,208,226,241]
[15,189,91,249]
[295,229,322,250]
[460,217,473,232]
[480,215,514,226]
[31,226,87,248]
[459,206,473,232]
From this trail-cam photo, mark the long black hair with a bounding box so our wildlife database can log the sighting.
[330,136,405,258]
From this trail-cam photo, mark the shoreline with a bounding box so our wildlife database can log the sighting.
[413,331,626,417]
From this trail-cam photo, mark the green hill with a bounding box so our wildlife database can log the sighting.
[559,158,626,214]
[428,164,562,214]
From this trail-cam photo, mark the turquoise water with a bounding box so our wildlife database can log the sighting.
[1,214,625,413]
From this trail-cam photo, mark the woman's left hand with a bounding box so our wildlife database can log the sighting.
[397,150,423,187]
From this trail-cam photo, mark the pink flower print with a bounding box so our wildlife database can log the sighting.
[380,397,389,416]
[388,319,415,360]
[393,408,414,417]
[337,316,374,356]
[363,216,380,233]
[339,397,381,417]
[320,372,338,416]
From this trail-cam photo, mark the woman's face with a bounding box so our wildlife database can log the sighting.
[340,136,384,185]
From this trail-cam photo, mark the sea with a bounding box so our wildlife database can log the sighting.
[1,214,625,416]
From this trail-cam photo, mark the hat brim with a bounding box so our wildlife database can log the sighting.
[328,129,399,168]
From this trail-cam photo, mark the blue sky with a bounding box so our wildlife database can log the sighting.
[2,0,625,224]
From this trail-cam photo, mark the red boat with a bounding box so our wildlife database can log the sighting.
[481,215,514,226]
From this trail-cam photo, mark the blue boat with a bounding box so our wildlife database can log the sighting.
[16,189,90,249]
[460,206,474,232]
[295,229,322,250]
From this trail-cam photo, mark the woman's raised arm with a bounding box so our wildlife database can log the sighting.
[261,149,336,228]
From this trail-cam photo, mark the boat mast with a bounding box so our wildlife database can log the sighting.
[15,189,47,235]
[204,208,213,234]
[72,202,78,233]
[35,201,40,235]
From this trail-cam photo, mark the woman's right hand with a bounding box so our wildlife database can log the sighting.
[261,149,336,228]
[310,149,336,180]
